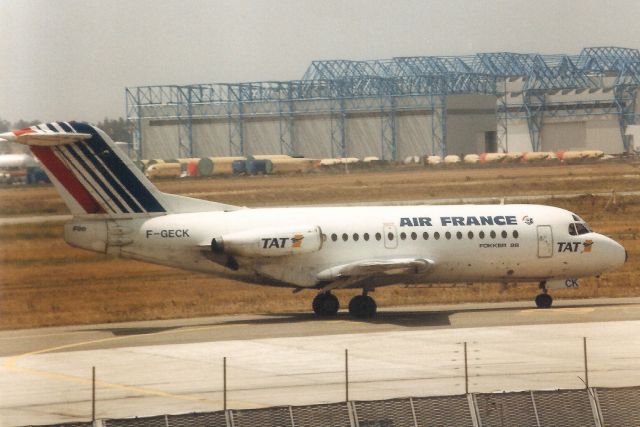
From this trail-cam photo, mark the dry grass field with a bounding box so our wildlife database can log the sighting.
[1,161,639,330]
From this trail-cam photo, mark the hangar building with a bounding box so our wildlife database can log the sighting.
[126,47,640,160]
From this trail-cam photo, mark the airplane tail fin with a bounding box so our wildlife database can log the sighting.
[0,122,237,217]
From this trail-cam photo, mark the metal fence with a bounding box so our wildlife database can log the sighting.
[30,386,640,427]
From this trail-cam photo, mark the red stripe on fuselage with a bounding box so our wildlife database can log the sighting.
[31,146,105,214]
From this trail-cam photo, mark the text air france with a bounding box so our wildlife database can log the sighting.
[400,215,518,227]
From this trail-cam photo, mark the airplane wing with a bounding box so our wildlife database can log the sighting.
[317,257,433,282]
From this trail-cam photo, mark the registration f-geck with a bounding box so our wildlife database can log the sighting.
[0,122,627,317]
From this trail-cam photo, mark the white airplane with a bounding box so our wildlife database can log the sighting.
[0,153,39,183]
[0,153,38,169]
[0,122,627,317]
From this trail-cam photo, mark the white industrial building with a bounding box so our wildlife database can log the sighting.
[126,47,639,160]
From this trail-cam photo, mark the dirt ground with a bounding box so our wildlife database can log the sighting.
[1,161,639,330]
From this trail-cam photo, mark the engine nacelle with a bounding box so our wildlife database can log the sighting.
[213,225,323,257]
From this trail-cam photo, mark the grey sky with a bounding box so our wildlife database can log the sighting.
[1,0,639,123]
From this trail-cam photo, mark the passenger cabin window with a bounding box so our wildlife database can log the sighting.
[364,233,370,241]
[375,232,382,241]
[353,233,359,241]
[411,232,417,240]
[331,233,338,242]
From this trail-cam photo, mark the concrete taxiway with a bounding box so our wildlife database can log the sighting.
[1,298,640,426]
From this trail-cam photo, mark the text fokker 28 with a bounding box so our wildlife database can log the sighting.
[0,122,627,317]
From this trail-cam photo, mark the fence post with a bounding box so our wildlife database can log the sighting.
[91,366,96,422]
[345,349,349,402]
[583,337,589,389]
[464,342,469,394]
[223,357,227,411]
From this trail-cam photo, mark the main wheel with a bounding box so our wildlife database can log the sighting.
[535,293,553,309]
[348,295,377,318]
[312,292,339,316]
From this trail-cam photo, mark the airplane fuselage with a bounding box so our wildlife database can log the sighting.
[64,203,626,289]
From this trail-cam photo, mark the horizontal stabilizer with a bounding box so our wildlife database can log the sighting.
[0,131,91,146]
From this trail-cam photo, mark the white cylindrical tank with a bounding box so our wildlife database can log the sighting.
[402,156,420,164]
[443,155,461,164]
[320,158,341,166]
[362,156,380,162]
[145,163,183,178]
[425,155,442,165]
[463,154,480,164]
[339,157,360,164]
[503,152,524,162]
[480,153,507,163]
[522,152,552,162]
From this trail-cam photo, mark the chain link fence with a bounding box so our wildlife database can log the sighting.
[26,386,640,427]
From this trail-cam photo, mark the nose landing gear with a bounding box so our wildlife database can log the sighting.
[535,281,553,308]
[348,290,377,318]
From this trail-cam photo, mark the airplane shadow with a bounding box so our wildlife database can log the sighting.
[84,300,636,336]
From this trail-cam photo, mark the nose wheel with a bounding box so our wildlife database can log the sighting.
[312,292,339,316]
[348,291,377,318]
[535,281,553,308]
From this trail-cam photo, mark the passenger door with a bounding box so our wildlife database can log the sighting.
[537,225,553,258]
[383,223,398,249]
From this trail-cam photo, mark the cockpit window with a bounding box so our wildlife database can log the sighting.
[575,223,591,235]
[569,222,591,236]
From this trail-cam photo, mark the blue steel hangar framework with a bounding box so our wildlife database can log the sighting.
[126,47,640,160]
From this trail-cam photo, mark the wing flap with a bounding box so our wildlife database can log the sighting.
[317,258,433,281]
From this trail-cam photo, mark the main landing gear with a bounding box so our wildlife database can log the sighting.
[535,281,553,309]
[348,290,377,318]
[311,290,378,318]
[312,292,340,316]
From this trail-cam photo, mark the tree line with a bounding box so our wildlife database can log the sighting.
[0,117,132,143]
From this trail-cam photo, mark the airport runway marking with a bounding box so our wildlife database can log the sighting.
[1,317,354,408]
[517,307,597,316]
[2,323,270,409]
[0,330,98,341]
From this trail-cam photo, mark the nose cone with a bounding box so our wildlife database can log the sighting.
[600,235,627,271]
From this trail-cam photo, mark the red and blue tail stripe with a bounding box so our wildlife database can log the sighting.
[26,122,166,216]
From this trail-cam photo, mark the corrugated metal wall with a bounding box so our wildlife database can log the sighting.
[138,94,498,159]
